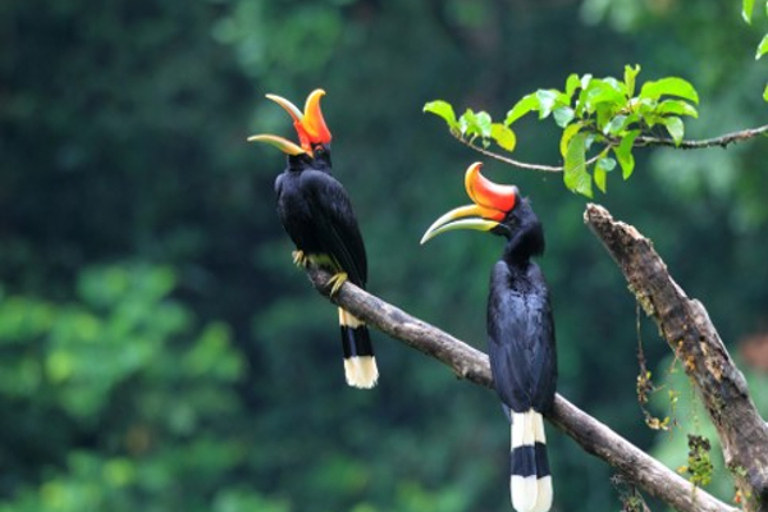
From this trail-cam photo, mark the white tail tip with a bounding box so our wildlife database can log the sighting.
[344,356,379,389]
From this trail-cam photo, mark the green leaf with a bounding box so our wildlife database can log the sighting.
[594,167,607,194]
[423,100,459,130]
[460,109,492,138]
[474,111,493,138]
[744,0,756,23]
[603,114,628,136]
[565,73,581,98]
[655,99,698,118]
[535,89,560,118]
[553,107,575,128]
[763,83,768,102]
[624,64,641,98]
[559,122,583,157]
[563,132,592,197]
[639,77,699,104]
[756,34,768,59]
[583,80,626,114]
[662,116,685,145]
[490,123,517,151]
[574,75,595,116]
[603,77,628,96]
[593,155,616,194]
[597,156,616,172]
[505,94,539,125]
[614,130,639,179]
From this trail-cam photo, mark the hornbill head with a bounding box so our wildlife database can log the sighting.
[248,88,332,159]
[421,162,538,244]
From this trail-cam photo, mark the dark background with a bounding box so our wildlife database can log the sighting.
[2,0,768,510]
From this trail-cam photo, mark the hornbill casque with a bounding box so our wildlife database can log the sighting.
[248,89,378,389]
[421,162,557,512]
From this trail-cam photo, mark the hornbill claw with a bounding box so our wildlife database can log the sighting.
[292,250,309,267]
[327,271,348,296]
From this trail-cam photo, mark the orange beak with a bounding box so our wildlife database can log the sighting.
[247,89,332,156]
[421,162,518,244]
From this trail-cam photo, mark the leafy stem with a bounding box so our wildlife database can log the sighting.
[426,65,704,197]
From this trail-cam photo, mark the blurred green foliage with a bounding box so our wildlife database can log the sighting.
[2,0,768,511]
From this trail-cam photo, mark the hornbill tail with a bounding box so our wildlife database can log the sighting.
[510,410,553,512]
[339,308,378,389]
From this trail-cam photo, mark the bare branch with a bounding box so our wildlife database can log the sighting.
[451,131,565,172]
[585,203,768,512]
[635,124,768,149]
[304,266,736,512]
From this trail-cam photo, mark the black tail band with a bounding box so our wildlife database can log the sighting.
[510,442,550,478]
[341,326,374,357]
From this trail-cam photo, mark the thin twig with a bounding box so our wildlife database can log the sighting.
[452,131,565,172]
[454,124,768,171]
[635,123,768,149]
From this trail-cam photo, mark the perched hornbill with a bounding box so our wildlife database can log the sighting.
[421,162,557,512]
[248,89,378,389]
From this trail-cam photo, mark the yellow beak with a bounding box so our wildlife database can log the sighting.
[247,89,331,156]
[420,162,519,245]
[420,204,499,245]
[246,134,306,156]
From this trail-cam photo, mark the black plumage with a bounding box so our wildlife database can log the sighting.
[250,89,378,389]
[274,145,377,389]
[487,199,557,419]
[275,147,366,288]
[420,163,557,512]
[488,199,557,512]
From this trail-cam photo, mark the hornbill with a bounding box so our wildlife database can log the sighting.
[421,162,557,512]
[248,89,378,389]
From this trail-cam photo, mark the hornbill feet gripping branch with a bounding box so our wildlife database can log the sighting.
[422,162,558,512]
[248,89,378,390]
[250,89,558,511]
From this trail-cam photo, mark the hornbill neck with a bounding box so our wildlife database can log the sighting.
[500,203,545,267]
[287,153,309,171]
[286,144,332,173]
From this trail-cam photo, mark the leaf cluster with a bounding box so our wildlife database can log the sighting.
[425,66,699,197]
[743,0,768,100]
[423,100,517,152]
[679,434,714,487]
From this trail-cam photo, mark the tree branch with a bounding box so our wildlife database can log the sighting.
[585,203,768,512]
[451,131,565,172]
[451,124,768,172]
[635,124,768,149]
[303,266,736,512]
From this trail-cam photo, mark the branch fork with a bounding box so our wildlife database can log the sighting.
[301,203,752,512]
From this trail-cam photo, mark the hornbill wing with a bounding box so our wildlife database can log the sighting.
[487,262,557,414]
[274,170,311,251]
[301,169,368,287]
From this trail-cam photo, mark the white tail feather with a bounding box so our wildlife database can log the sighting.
[531,476,553,512]
[511,475,538,512]
[338,308,363,328]
[511,411,537,448]
[343,356,378,389]
[510,410,552,512]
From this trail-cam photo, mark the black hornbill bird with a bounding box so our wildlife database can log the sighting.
[248,89,378,389]
[421,162,557,512]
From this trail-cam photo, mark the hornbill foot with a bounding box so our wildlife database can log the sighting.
[292,250,308,267]
[328,272,348,296]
